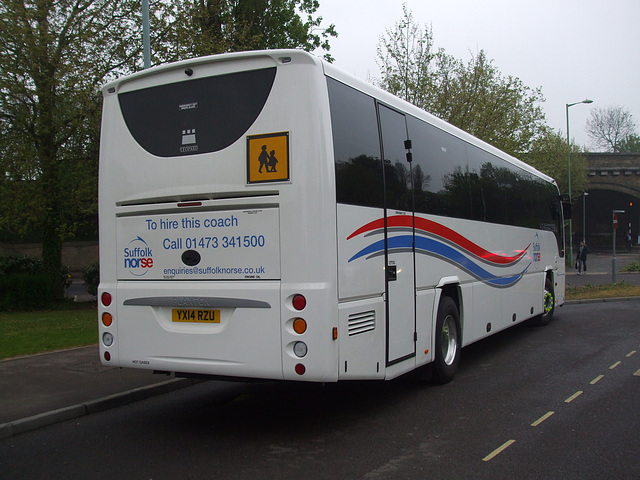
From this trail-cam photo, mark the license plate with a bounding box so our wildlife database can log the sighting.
[172,309,220,323]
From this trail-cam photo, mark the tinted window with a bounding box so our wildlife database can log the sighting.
[466,144,557,230]
[408,116,469,218]
[379,105,412,211]
[327,78,383,208]
[118,67,276,157]
[328,78,560,248]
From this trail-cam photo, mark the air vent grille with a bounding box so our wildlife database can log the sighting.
[348,311,375,336]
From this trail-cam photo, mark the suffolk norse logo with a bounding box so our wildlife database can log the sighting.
[124,236,153,276]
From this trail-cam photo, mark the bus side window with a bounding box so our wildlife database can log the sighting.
[327,78,383,208]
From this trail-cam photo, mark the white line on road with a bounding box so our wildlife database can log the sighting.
[565,391,583,403]
[531,411,554,427]
[483,440,516,462]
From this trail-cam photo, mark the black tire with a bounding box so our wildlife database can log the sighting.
[433,296,461,384]
[531,276,555,327]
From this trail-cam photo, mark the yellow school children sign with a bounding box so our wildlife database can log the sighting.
[247,132,290,183]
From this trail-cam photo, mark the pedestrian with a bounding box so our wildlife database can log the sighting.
[576,241,589,274]
[626,232,632,251]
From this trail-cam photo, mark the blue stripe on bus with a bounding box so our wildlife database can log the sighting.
[348,234,530,288]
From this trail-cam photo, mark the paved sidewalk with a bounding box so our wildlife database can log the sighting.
[1,251,638,438]
[0,345,196,438]
[565,252,640,287]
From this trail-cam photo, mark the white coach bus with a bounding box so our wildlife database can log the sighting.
[98,49,567,383]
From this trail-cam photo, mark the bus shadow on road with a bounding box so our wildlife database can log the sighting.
[127,319,561,442]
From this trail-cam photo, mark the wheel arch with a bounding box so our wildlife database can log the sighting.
[544,267,556,309]
[435,277,463,346]
[531,269,556,327]
[544,266,555,285]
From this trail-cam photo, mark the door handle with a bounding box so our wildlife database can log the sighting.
[387,264,397,282]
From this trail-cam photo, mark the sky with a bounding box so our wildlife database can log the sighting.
[314,0,640,149]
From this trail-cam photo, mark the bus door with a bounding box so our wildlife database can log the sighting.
[378,104,416,366]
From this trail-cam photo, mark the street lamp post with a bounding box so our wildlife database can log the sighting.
[612,209,625,283]
[143,0,150,69]
[583,192,589,243]
[566,98,593,266]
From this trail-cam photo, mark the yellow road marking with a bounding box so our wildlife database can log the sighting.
[610,361,621,370]
[590,375,604,385]
[627,350,636,357]
[483,439,516,462]
[634,369,640,377]
[565,391,583,403]
[531,411,555,427]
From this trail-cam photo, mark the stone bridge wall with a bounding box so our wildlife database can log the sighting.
[587,153,640,196]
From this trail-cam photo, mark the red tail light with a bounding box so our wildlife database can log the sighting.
[292,294,306,311]
[101,292,112,307]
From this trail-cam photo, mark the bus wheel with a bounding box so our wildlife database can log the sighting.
[529,276,555,327]
[539,276,555,326]
[433,296,461,384]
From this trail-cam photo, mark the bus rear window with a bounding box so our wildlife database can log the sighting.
[118,67,276,157]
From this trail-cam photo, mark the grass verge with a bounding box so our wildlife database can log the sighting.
[0,305,96,360]
[565,281,640,301]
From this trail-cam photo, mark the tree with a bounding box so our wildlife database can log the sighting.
[586,105,637,153]
[0,0,153,296]
[376,3,436,108]
[376,7,547,157]
[526,130,588,202]
[617,133,640,153]
[432,50,547,156]
[168,0,337,61]
[1,0,337,299]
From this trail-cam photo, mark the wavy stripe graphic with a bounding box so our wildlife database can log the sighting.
[347,216,532,287]
[348,234,530,288]
[348,215,529,266]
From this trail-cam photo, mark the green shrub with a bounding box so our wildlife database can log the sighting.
[621,261,640,272]
[0,273,57,310]
[0,254,44,275]
[82,261,100,296]
[0,254,71,310]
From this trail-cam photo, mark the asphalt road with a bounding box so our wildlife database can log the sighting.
[1,301,639,480]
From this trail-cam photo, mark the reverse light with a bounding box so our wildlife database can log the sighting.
[102,332,114,347]
[292,294,306,311]
[101,292,112,307]
[293,341,308,358]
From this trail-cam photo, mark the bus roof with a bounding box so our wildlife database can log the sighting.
[103,48,556,188]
